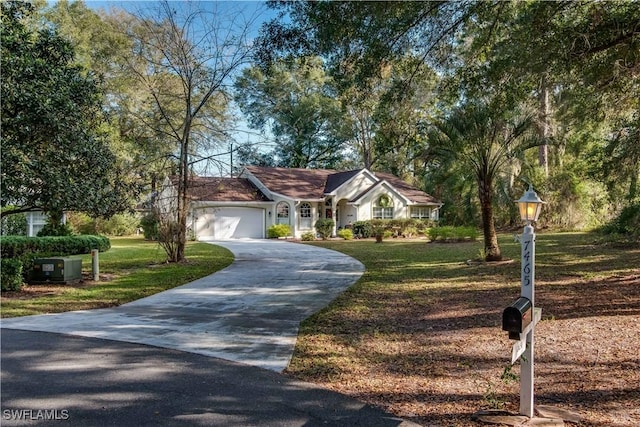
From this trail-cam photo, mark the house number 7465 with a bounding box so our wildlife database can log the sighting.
[522,240,531,286]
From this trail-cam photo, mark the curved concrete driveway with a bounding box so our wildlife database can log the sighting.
[0,240,364,372]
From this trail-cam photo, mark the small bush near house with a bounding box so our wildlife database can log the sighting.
[314,219,335,240]
[402,225,418,238]
[352,221,372,238]
[1,259,23,292]
[428,226,479,242]
[301,232,316,241]
[268,224,292,238]
[337,228,354,240]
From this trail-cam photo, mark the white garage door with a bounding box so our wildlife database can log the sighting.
[213,207,264,239]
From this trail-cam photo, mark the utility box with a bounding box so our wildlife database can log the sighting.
[31,257,82,284]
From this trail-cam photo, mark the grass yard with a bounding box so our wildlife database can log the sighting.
[1,237,233,318]
[288,232,640,426]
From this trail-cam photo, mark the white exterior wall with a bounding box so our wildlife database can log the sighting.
[354,184,408,221]
[337,173,377,201]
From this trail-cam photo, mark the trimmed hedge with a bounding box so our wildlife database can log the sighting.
[0,235,111,259]
[1,259,23,291]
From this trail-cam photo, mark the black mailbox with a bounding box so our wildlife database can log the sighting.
[502,297,532,340]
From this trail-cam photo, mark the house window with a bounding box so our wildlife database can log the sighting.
[373,194,394,219]
[299,202,312,229]
[276,202,290,224]
[410,207,432,219]
[26,211,49,237]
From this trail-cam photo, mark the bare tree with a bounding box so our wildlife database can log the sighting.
[121,1,259,262]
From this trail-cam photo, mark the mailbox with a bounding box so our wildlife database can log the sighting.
[502,297,532,340]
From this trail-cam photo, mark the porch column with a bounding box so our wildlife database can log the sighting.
[332,199,337,237]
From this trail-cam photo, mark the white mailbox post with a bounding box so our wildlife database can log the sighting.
[514,185,545,418]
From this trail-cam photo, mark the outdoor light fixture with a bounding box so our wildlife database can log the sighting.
[516,184,545,223]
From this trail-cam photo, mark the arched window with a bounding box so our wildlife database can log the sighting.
[299,202,312,229]
[373,194,394,219]
[276,202,290,224]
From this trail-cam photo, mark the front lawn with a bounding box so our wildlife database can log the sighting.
[288,232,640,426]
[0,237,233,318]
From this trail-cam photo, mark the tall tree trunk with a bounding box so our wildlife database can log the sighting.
[478,176,502,262]
[538,79,550,177]
[175,118,191,263]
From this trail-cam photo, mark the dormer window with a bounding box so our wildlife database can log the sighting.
[373,194,394,219]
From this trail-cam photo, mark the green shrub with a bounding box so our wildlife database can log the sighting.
[1,212,27,236]
[301,232,316,241]
[66,212,97,235]
[0,235,111,259]
[428,226,479,242]
[352,221,372,238]
[314,218,335,240]
[337,228,354,240]
[37,222,73,237]
[96,213,140,236]
[268,224,292,238]
[370,219,391,235]
[1,259,23,292]
[601,202,640,240]
[402,225,418,238]
[140,212,159,240]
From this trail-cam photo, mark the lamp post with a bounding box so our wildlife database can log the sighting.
[515,184,545,418]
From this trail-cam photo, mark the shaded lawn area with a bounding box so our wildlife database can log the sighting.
[288,232,640,426]
[1,237,234,318]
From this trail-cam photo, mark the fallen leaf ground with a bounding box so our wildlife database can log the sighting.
[287,233,640,426]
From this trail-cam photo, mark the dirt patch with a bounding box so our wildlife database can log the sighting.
[286,247,640,427]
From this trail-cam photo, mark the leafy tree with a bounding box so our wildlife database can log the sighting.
[235,56,347,168]
[428,101,535,261]
[263,0,639,232]
[372,58,439,182]
[0,1,136,221]
[463,1,640,205]
[0,208,27,236]
[45,1,172,194]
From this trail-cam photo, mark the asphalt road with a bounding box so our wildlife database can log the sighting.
[1,329,418,426]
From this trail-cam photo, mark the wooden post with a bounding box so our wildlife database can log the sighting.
[91,249,99,281]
